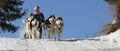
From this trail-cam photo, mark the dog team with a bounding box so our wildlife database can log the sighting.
[22,6,64,41]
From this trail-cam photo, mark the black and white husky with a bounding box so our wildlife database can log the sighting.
[22,14,42,40]
[44,15,56,40]
[44,15,64,41]
[55,16,64,41]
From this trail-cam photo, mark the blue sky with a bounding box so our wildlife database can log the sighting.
[0,0,113,39]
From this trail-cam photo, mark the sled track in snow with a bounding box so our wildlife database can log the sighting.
[59,38,101,42]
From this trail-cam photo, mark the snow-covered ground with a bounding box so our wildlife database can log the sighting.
[1,29,120,51]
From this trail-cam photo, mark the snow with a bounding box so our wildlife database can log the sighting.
[1,29,120,51]
[95,29,120,42]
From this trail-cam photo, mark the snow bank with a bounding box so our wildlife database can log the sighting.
[0,38,119,51]
[95,29,120,42]
[1,29,120,51]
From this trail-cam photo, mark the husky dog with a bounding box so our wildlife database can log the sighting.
[44,15,64,41]
[30,15,42,40]
[44,15,56,40]
[23,14,42,40]
[22,18,32,39]
[54,16,64,41]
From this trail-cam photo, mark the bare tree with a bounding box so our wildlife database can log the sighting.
[99,0,120,34]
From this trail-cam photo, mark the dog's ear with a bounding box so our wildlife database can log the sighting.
[52,14,54,16]
[59,17,63,20]
[52,14,55,18]
[53,14,54,16]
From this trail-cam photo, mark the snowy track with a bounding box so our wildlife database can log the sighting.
[0,38,120,51]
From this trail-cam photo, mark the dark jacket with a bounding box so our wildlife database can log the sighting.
[31,12,45,22]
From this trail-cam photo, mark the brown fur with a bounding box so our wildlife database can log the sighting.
[98,0,120,35]
[98,21,120,34]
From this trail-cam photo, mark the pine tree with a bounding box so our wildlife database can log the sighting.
[0,0,26,33]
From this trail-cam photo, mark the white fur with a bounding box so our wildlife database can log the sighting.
[56,20,63,28]
[22,20,32,39]
[55,17,64,41]
[44,16,64,41]
[44,16,56,40]
[23,16,41,40]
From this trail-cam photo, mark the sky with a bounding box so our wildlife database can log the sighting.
[0,0,113,39]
